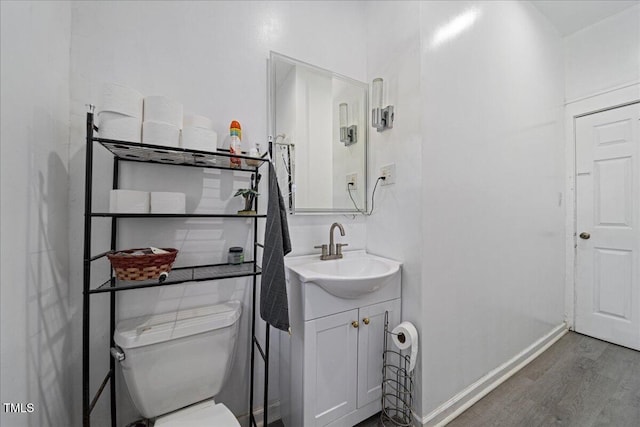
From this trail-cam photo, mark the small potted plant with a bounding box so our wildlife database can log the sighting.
[234,172,261,215]
[234,188,259,215]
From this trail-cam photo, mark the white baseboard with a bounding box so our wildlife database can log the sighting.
[417,323,568,426]
[238,401,281,427]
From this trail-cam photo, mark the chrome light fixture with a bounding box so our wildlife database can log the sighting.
[339,102,358,146]
[371,78,394,132]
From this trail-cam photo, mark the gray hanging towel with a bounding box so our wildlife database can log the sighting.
[261,162,292,331]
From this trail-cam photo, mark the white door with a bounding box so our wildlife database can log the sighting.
[357,299,400,409]
[575,102,640,350]
[304,309,358,426]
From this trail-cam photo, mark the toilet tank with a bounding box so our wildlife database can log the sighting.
[114,301,242,418]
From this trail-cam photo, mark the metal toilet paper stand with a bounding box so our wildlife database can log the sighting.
[381,311,414,426]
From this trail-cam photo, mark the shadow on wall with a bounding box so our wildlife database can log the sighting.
[25,148,72,426]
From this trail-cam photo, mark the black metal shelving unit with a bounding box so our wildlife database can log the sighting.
[82,111,272,427]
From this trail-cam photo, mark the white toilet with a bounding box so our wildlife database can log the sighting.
[114,300,242,426]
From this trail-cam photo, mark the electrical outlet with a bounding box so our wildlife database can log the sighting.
[380,163,396,186]
[346,173,358,190]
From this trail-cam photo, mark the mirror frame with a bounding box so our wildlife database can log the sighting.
[268,51,369,214]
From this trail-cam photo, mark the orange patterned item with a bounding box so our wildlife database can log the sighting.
[230,120,242,139]
[229,120,242,168]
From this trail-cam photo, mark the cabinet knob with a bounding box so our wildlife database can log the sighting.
[579,232,591,240]
[351,321,359,328]
[362,318,370,325]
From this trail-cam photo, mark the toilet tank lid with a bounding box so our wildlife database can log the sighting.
[114,300,241,350]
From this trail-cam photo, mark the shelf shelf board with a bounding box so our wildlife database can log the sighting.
[90,212,266,218]
[95,138,268,171]
[89,262,261,293]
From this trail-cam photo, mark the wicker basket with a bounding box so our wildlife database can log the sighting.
[107,248,178,281]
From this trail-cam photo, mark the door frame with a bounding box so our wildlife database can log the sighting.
[564,82,640,330]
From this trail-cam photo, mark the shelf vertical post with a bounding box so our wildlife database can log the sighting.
[264,323,270,426]
[249,269,257,425]
[259,164,270,427]
[82,112,95,427]
[109,157,119,427]
[250,154,270,427]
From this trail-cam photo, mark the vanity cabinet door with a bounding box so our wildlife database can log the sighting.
[304,309,359,426]
[357,299,401,409]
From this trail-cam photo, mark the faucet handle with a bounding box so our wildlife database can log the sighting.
[336,243,349,256]
[314,244,328,258]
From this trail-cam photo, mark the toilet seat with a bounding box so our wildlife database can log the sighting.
[154,400,239,427]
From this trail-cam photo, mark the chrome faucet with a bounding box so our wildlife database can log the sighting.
[314,222,348,260]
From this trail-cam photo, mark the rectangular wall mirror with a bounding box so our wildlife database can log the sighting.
[269,52,368,214]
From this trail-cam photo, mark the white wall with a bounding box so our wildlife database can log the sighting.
[331,80,368,210]
[364,0,424,416]
[365,1,566,422]
[564,4,640,102]
[418,0,566,421]
[0,2,72,427]
[274,63,296,209]
[294,67,333,209]
[68,2,367,425]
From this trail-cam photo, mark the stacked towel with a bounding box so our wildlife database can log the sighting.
[142,96,183,147]
[98,83,143,142]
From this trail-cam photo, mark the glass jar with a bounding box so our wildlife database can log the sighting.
[228,247,244,264]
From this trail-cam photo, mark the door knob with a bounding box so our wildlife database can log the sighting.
[362,318,370,325]
[351,321,359,328]
[579,232,591,240]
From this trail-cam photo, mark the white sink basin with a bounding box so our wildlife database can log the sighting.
[285,251,401,299]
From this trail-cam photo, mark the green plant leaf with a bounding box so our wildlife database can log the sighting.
[234,188,259,198]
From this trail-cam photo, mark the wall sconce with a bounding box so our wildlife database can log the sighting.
[339,102,358,146]
[371,78,394,132]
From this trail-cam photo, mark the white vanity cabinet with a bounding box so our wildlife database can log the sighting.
[302,299,401,426]
[304,309,359,426]
[281,253,402,427]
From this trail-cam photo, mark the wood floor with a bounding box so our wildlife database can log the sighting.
[272,332,640,427]
[448,332,640,427]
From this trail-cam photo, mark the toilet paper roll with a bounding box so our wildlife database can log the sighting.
[181,127,218,152]
[391,321,419,373]
[142,121,180,147]
[183,113,214,130]
[101,83,144,118]
[100,117,142,143]
[150,192,186,214]
[109,190,150,213]
[144,96,183,128]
